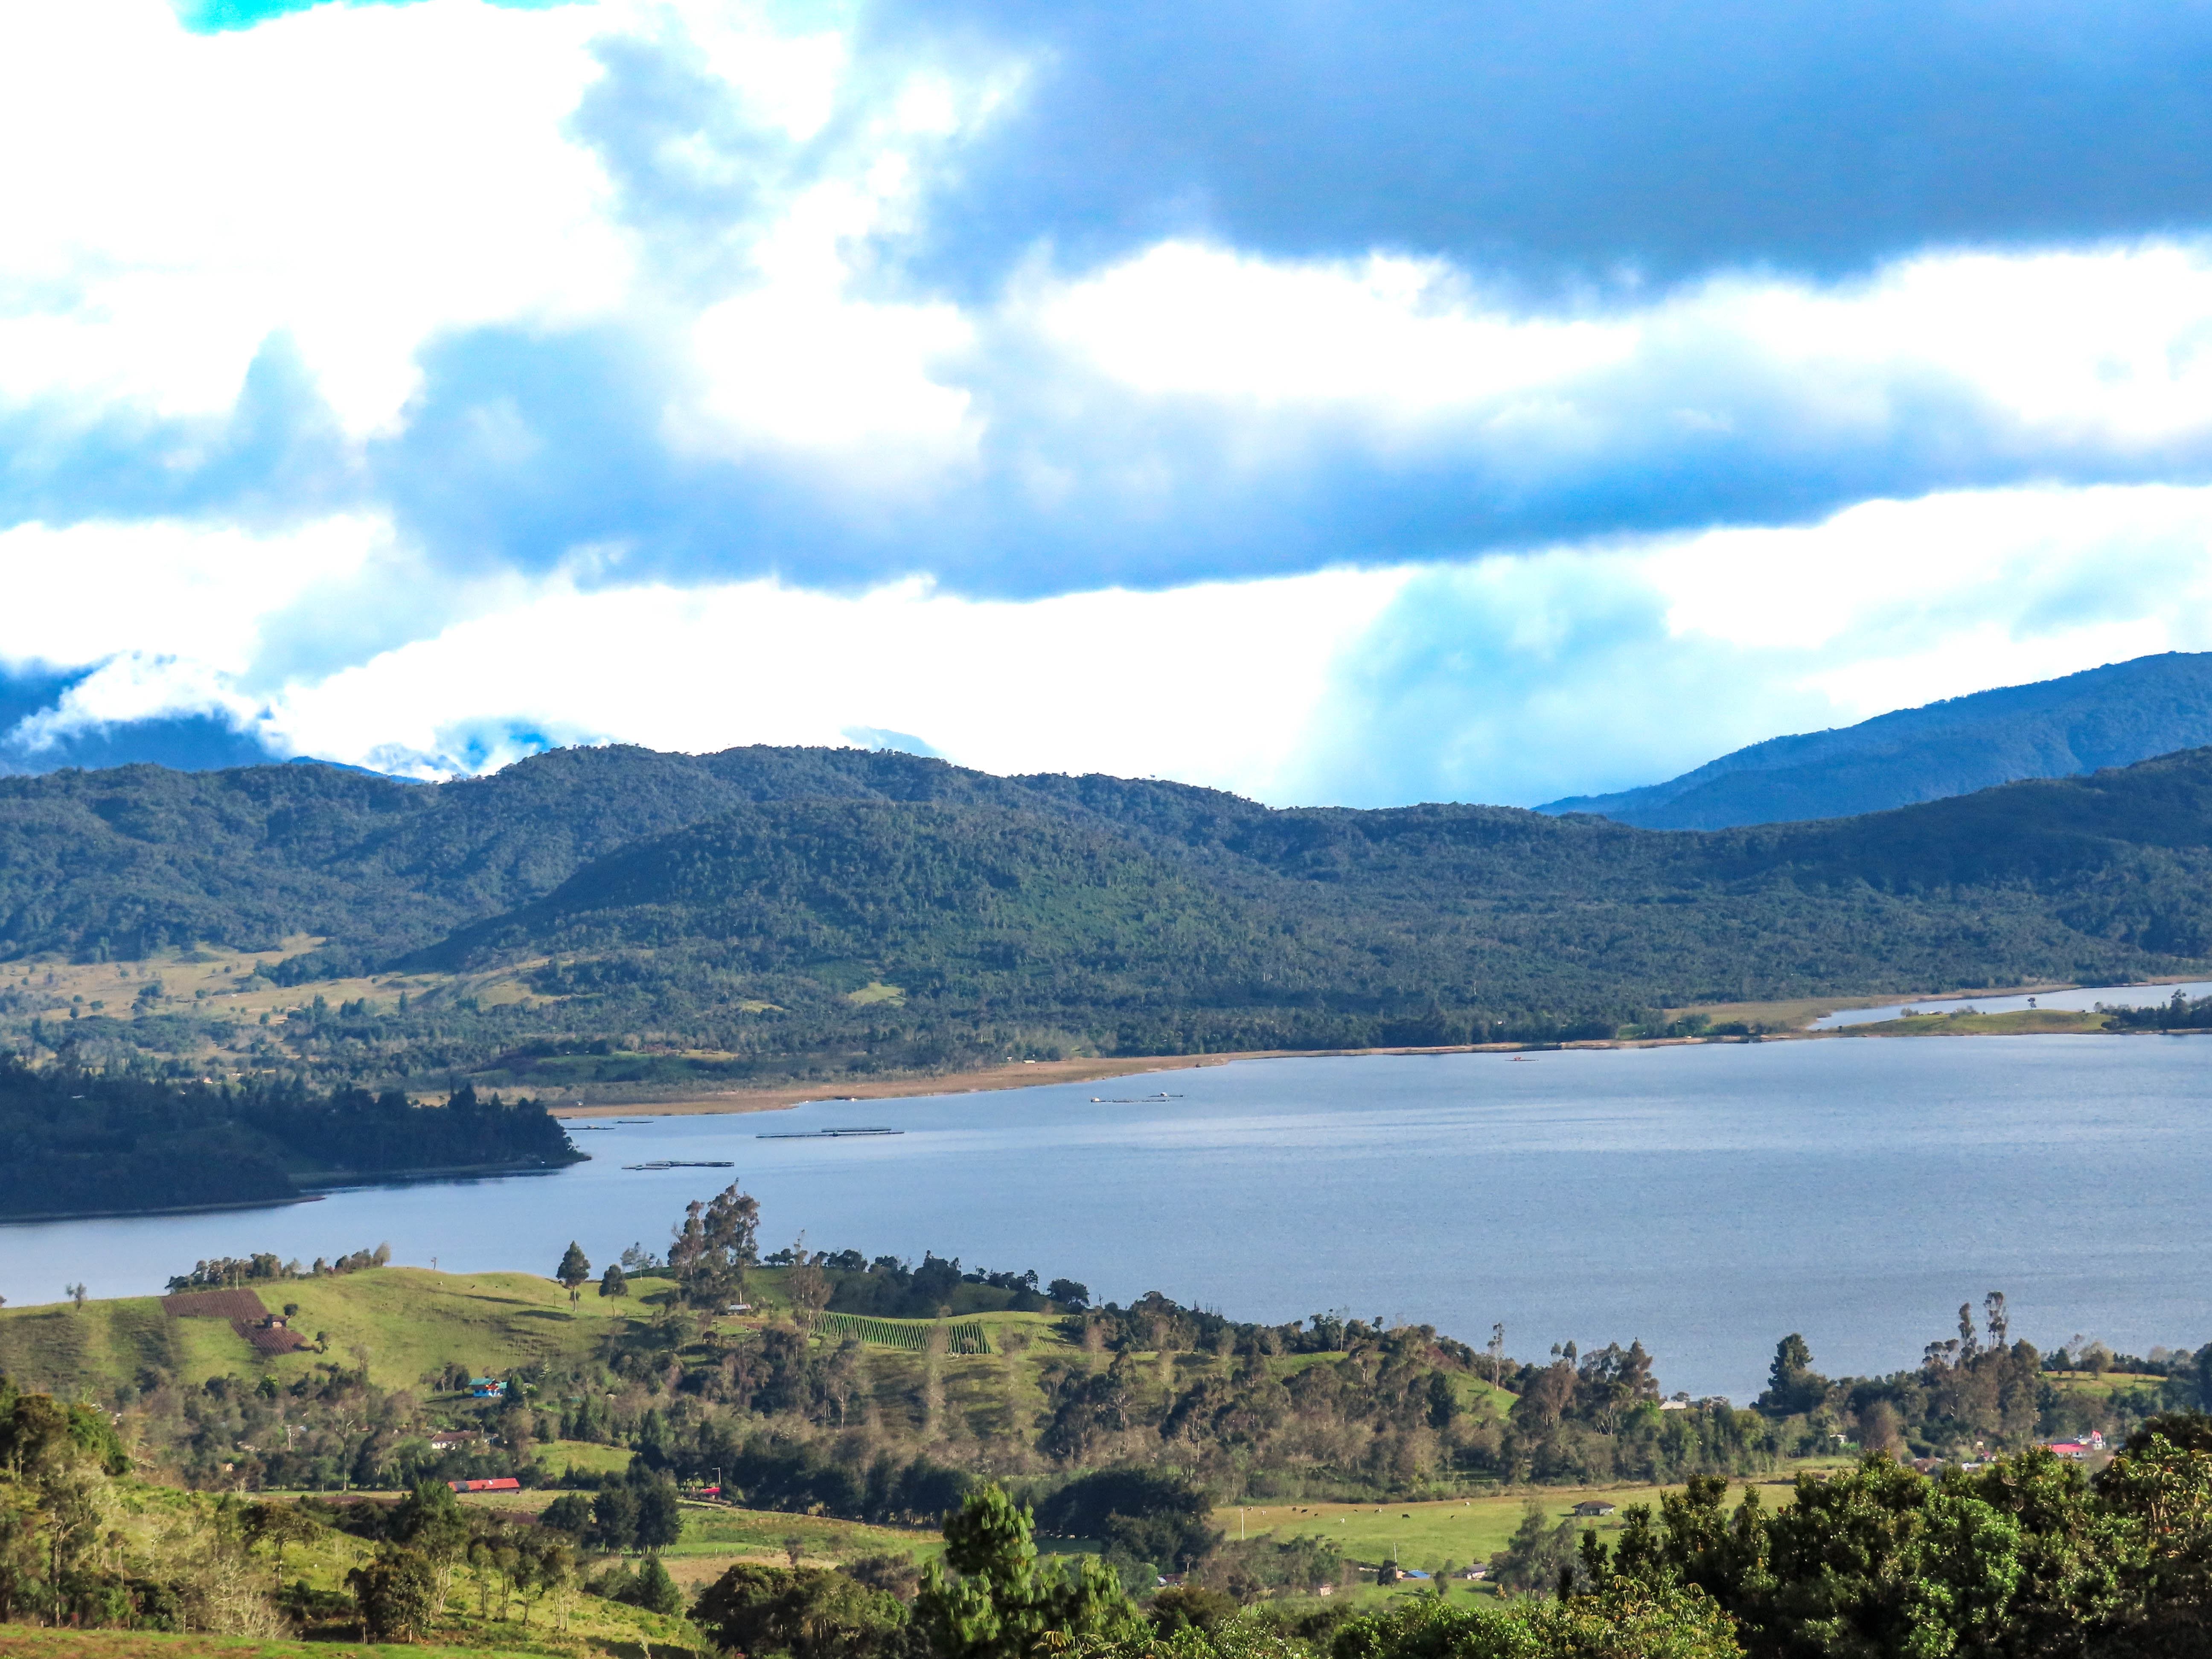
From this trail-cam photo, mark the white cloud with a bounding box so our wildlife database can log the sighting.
[1286,483,2212,806]
[0,0,625,435]
[12,5,2212,809]
[264,563,1414,798]
[1015,238,2212,474]
[0,514,385,670]
[1031,243,1635,416]
[11,480,2212,805]
[1643,483,2212,713]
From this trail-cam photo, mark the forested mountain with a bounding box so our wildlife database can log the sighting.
[4,742,2212,1097]
[1540,650,2212,829]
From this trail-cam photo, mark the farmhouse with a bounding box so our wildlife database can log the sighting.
[1572,1500,1617,1518]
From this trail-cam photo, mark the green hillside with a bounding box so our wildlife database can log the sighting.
[4,743,2212,1112]
[0,1269,633,1400]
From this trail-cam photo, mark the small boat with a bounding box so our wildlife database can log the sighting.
[622,1159,736,1171]
[1090,1091,1187,1103]
[1508,1055,1537,1062]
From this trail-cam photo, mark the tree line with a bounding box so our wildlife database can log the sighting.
[0,1057,580,1220]
[6,742,2212,1108]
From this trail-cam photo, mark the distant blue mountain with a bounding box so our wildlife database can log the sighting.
[1538,651,2212,830]
[0,710,279,777]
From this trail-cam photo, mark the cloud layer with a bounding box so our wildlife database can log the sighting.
[5,0,2212,802]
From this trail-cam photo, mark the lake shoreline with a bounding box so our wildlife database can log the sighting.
[547,1030,1825,1119]
[549,977,2212,1119]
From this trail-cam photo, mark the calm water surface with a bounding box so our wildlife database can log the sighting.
[1814,979,2212,1028]
[4,1037,2208,1400]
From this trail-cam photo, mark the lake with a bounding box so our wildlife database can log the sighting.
[4,1035,2209,1401]
[1813,979,2212,1028]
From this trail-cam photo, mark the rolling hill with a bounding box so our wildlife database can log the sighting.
[1,742,2211,1107]
[1539,650,2212,829]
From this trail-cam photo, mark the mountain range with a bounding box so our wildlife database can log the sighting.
[1539,651,2212,829]
[2,741,2211,1093]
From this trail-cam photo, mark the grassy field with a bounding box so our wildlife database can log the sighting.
[661,1504,944,1592]
[1660,981,2177,1035]
[0,1269,638,1399]
[1217,1470,1840,1606]
[0,1633,559,1659]
[0,937,557,1094]
[1843,1009,2113,1037]
[2045,1370,2165,1400]
[0,1271,1522,1467]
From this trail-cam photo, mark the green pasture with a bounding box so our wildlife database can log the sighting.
[665,1502,943,1583]
[1846,1009,2113,1037]
[0,1269,1513,1453]
[1219,1472,1831,1598]
[2046,1370,2165,1400]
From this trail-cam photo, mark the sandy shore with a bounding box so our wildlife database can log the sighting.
[544,1043,1565,1118]
[547,974,2186,1120]
[551,1052,1268,1118]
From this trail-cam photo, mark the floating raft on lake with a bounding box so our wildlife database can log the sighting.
[756,1126,904,1140]
[622,1159,736,1170]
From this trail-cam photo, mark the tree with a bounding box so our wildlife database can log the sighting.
[916,1483,1138,1659]
[599,1263,629,1298]
[349,1544,437,1641]
[540,1493,595,1537]
[694,1563,910,1659]
[668,1183,760,1310]
[64,1283,86,1311]
[1048,1279,1090,1309]
[390,1478,470,1611]
[635,1471,686,1552]
[1487,1501,1580,1595]
[556,1242,591,1308]
[786,1240,832,1328]
[245,1500,323,1583]
[629,1552,685,1615]
[1329,1575,1743,1659]
[1755,1333,1828,1417]
[591,1487,640,1553]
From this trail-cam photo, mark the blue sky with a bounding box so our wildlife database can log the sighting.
[7,0,2212,803]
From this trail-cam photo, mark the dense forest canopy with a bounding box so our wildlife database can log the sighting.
[2,743,2212,1106]
[0,1058,578,1219]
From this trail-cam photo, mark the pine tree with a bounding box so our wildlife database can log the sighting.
[556,1242,591,1307]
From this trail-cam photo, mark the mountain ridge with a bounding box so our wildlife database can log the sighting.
[4,742,2212,1093]
[1538,650,2212,829]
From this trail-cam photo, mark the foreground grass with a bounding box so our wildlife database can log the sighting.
[0,1632,550,1659]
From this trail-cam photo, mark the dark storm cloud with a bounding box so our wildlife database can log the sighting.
[856,0,2212,293]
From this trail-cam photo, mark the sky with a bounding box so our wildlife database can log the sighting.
[8,0,2212,805]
